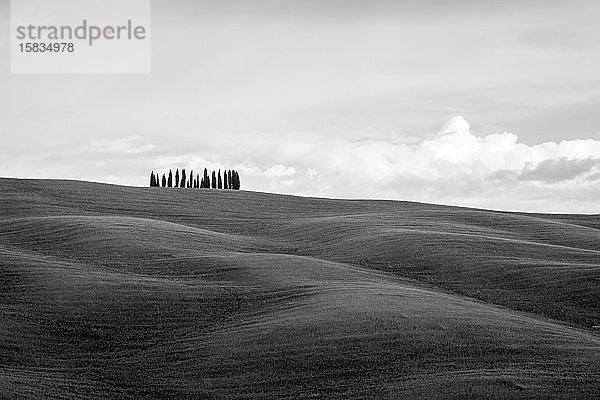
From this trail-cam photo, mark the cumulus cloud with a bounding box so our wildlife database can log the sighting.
[518,158,600,184]
[236,116,600,213]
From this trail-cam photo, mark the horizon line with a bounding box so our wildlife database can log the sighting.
[1,176,598,217]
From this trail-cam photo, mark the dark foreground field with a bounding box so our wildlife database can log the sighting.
[0,179,599,399]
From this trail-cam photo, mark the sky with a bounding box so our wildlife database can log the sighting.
[1,0,600,213]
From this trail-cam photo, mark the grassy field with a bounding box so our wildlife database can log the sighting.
[0,178,599,399]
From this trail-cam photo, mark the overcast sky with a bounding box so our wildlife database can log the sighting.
[1,0,600,213]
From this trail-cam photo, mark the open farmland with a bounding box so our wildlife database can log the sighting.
[0,179,599,399]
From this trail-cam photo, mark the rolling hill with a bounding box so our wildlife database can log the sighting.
[0,178,599,399]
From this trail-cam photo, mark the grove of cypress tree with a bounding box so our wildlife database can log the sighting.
[168,170,173,188]
[218,170,223,189]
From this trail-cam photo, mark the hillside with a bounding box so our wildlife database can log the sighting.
[1,178,599,399]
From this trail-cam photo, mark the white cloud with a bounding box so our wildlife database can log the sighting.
[438,115,471,136]
[241,116,600,213]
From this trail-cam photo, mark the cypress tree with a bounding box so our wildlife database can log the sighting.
[150,172,155,187]
[175,169,180,188]
[168,170,173,188]
[223,170,229,189]
[233,170,240,190]
[211,171,217,189]
[218,170,223,189]
[162,174,167,187]
[203,168,209,189]
[228,170,232,190]
[181,169,187,188]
